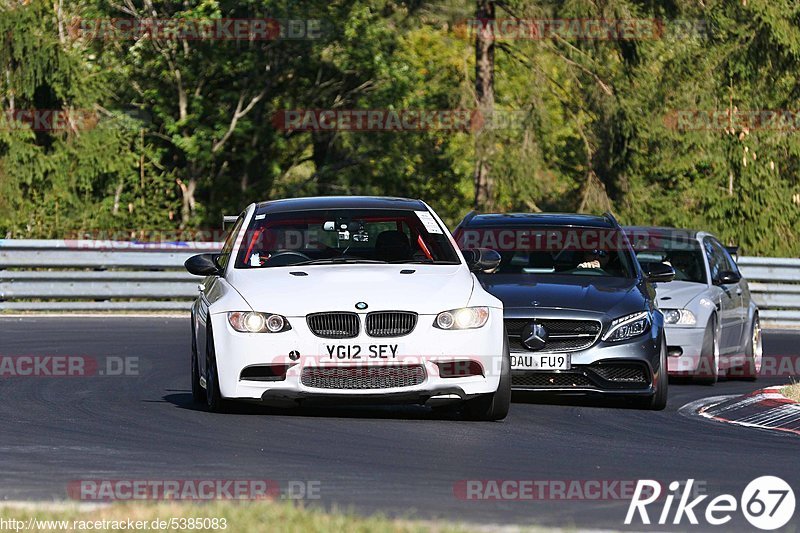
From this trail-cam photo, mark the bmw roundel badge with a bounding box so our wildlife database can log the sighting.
[355,302,368,310]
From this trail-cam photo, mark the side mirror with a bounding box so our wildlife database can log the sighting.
[715,270,741,285]
[185,254,222,276]
[642,261,675,283]
[461,248,501,273]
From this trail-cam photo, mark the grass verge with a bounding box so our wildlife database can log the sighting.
[781,382,800,402]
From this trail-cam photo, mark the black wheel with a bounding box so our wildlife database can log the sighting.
[694,317,719,385]
[190,318,206,404]
[462,334,511,421]
[205,324,229,413]
[642,337,668,410]
[736,314,762,381]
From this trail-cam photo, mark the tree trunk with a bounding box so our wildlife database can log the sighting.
[473,0,496,211]
[177,177,197,229]
[313,132,336,195]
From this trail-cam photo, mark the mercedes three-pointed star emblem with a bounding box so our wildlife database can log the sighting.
[520,322,548,351]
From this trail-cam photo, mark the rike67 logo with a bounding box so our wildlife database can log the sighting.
[625,477,795,530]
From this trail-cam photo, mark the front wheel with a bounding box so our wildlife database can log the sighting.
[642,338,668,410]
[205,324,230,413]
[462,337,511,421]
[736,314,762,381]
[190,319,206,404]
[694,317,719,385]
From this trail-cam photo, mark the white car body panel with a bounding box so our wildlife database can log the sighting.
[225,264,477,316]
[191,198,505,406]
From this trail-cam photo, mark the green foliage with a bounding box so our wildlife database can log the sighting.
[1,0,798,255]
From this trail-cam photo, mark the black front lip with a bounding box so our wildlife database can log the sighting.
[256,386,476,406]
[511,358,656,394]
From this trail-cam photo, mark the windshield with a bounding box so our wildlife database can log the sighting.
[631,237,707,284]
[234,208,460,268]
[456,226,637,278]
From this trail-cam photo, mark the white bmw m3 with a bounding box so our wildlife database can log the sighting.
[185,196,510,420]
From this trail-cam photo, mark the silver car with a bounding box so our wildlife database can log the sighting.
[625,227,762,384]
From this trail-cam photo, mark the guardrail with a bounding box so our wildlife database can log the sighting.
[0,239,221,311]
[0,241,798,326]
[737,257,800,328]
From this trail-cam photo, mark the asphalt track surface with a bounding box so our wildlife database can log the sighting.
[0,317,798,532]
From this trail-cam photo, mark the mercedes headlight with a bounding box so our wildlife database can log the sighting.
[434,307,490,330]
[228,311,291,333]
[662,309,697,325]
[603,311,651,342]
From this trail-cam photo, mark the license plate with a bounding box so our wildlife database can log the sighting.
[510,353,571,370]
[323,344,400,360]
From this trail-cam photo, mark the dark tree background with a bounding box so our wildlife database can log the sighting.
[1,0,799,255]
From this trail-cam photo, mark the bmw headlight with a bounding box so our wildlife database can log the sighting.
[602,311,651,342]
[434,307,490,330]
[228,311,291,333]
[662,308,697,325]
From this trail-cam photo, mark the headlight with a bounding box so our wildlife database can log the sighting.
[602,311,651,342]
[228,311,291,333]
[662,308,697,325]
[434,307,490,330]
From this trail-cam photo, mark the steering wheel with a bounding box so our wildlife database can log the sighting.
[263,251,311,267]
[563,267,608,276]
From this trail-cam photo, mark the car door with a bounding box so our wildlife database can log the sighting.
[715,238,747,351]
[197,214,244,376]
[703,237,740,354]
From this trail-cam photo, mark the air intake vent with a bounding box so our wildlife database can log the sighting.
[306,312,360,339]
[505,318,601,353]
[301,365,426,389]
[365,311,418,337]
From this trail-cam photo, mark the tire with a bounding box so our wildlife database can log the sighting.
[205,324,229,413]
[462,335,511,421]
[736,314,762,381]
[642,337,668,410]
[190,318,206,404]
[694,317,719,385]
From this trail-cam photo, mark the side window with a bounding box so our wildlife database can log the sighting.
[216,215,245,271]
[703,238,719,282]
[712,239,739,276]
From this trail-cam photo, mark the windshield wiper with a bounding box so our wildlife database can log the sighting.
[291,258,387,266]
[388,259,460,265]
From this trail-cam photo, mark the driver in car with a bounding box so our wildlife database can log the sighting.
[666,251,697,281]
[577,249,609,270]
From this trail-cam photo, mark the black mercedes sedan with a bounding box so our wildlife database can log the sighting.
[453,212,674,409]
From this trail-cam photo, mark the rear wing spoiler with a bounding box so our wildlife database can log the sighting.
[725,245,739,262]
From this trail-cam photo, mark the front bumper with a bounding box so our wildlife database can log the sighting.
[209,310,504,404]
[663,325,706,374]
[509,330,662,395]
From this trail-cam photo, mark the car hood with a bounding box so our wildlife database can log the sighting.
[478,274,647,317]
[225,264,476,316]
[653,280,707,309]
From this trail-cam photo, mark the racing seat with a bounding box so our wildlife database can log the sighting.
[375,230,412,262]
